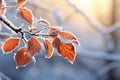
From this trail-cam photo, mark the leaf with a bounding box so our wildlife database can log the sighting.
[2,37,20,53]
[52,37,76,64]
[38,17,50,25]
[59,31,80,45]
[18,7,33,26]
[49,27,60,39]
[28,37,41,56]
[44,39,54,59]
[0,0,6,15]
[17,0,27,7]
[14,47,32,67]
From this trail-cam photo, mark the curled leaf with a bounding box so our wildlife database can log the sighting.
[38,17,50,25]
[14,47,32,67]
[18,7,33,26]
[2,37,20,53]
[49,27,61,39]
[59,31,80,45]
[28,37,41,56]
[17,0,27,7]
[0,0,6,15]
[52,37,76,64]
[44,39,54,59]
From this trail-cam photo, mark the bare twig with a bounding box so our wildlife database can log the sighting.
[28,0,52,12]
[0,15,21,33]
[66,0,115,52]
[0,72,11,80]
[96,62,120,76]
[108,22,120,33]
[78,47,120,61]
[66,0,107,34]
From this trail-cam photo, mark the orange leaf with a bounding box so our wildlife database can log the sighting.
[44,39,54,59]
[14,47,32,67]
[59,31,80,45]
[18,7,33,26]
[0,0,6,15]
[52,37,76,64]
[17,0,27,7]
[28,37,41,56]
[49,27,61,35]
[2,37,20,53]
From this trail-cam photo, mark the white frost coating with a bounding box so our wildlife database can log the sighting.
[0,72,11,80]
[32,57,36,66]
[57,34,72,44]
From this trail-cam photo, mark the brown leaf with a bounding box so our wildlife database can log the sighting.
[28,37,41,56]
[0,0,6,15]
[44,39,54,59]
[18,7,33,26]
[52,37,76,64]
[2,37,20,53]
[17,0,27,7]
[14,47,32,67]
[59,31,80,45]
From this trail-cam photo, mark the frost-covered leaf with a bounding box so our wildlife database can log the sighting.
[2,37,20,53]
[49,27,61,39]
[17,0,27,7]
[28,37,41,56]
[59,31,80,45]
[38,17,50,25]
[18,7,33,26]
[52,37,76,64]
[44,39,54,59]
[14,47,32,67]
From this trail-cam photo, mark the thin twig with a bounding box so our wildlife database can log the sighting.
[0,72,11,80]
[77,47,120,61]
[66,0,115,52]
[96,62,120,76]
[108,22,120,33]
[33,26,50,34]
[0,15,21,33]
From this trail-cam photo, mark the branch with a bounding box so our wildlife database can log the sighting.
[0,15,52,38]
[0,15,21,33]
[0,72,11,80]
[108,22,120,33]
[66,0,115,52]
[66,0,108,34]
[78,47,120,61]
[28,0,52,12]
[96,62,120,76]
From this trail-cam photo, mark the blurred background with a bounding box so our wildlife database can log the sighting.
[1,0,120,80]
